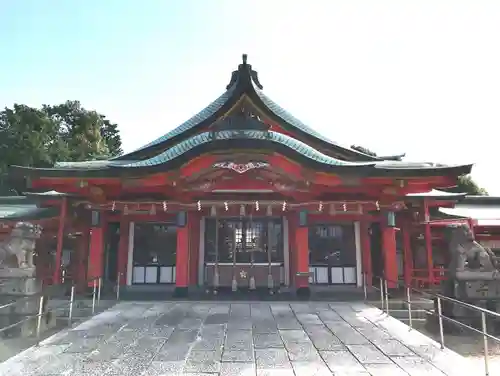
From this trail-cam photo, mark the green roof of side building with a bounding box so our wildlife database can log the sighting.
[0,196,60,222]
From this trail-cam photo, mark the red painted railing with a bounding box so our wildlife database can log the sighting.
[411,266,447,288]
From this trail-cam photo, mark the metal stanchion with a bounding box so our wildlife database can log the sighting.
[97,277,102,306]
[92,279,97,314]
[363,273,367,301]
[384,279,389,314]
[68,285,75,325]
[406,286,413,330]
[36,296,44,337]
[116,273,121,300]
[436,297,445,349]
[379,278,384,311]
[481,312,490,376]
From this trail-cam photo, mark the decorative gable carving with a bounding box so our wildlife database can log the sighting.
[211,105,270,132]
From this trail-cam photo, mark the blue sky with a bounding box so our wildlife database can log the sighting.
[1,1,500,193]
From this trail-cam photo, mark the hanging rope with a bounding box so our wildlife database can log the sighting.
[249,212,256,290]
[231,217,240,292]
[267,218,274,293]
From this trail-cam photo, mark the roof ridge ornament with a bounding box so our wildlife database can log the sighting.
[226,53,263,90]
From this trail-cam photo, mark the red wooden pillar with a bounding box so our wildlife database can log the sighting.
[382,225,398,288]
[75,226,89,292]
[174,212,189,296]
[87,211,105,285]
[189,213,200,286]
[295,211,310,298]
[117,220,129,285]
[360,221,372,286]
[288,213,297,287]
[53,197,67,285]
[402,220,413,287]
[423,200,433,285]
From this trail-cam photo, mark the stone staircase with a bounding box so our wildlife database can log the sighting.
[369,298,434,326]
[47,298,117,320]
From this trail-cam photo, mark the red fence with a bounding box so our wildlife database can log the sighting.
[411,266,447,288]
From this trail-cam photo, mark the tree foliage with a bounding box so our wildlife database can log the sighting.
[0,100,122,195]
[443,175,488,196]
[351,144,377,156]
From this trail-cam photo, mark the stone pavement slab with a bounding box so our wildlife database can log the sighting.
[0,301,480,375]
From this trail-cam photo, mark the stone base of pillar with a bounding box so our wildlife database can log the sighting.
[173,287,188,298]
[296,287,310,300]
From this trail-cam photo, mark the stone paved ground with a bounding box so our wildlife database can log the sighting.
[0,301,480,376]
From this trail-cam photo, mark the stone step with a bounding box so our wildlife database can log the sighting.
[369,299,434,310]
[46,299,116,317]
[381,308,430,320]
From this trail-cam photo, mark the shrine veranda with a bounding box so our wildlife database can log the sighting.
[3,55,498,297]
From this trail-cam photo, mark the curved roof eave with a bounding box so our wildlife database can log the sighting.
[117,130,377,169]
[9,130,376,178]
[405,189,468,200]
[9,130,472,179]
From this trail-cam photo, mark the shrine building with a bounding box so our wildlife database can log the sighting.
[4,55,476,297]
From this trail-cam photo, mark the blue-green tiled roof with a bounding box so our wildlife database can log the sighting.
[0,196,60,221]
[116,130,376,169]
[0,206,59,221]
[113,85,237,159]
[252,84,383,160]
[0,203,37,218]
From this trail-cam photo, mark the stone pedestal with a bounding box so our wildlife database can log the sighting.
[0,268,56,338]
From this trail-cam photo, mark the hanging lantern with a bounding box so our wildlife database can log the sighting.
[375,201,380,211]
[177,211,187,227]
[282,201,287,211]
[343,203,347,212]
[224,202,229,211]
[162,201,167,212]
[299,210,308,227]
[318,201,323,212]
[266,205,272,216]
[240,204,246,217]
[387,211,396,227]
[255,201,259,211]
[111,201,116,212]
[210,205,217,217]
[124,205,129,215]
[149,204,156,215]
[197,201,202,211]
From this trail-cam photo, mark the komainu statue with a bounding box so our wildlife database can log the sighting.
[437,224,500,331]
[0,222,42,270]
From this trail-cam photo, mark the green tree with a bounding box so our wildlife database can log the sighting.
[443,175,488,196]
[43,100,122,159]
[351,144,377,156]
[0,101,122,194]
